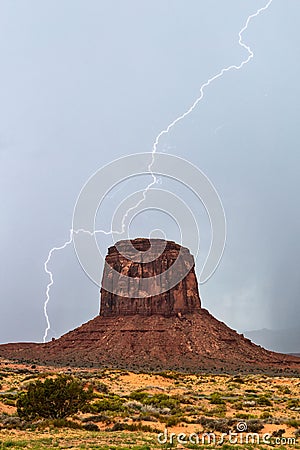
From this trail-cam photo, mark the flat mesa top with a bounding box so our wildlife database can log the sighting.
[108,238,190,255]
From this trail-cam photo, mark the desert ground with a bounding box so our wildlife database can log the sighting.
[0,358,299,449]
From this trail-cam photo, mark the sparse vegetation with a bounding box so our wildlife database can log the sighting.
[0,363,299,448]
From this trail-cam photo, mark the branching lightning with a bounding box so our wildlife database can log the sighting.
[43,0,273,342]
[43,229,73,343]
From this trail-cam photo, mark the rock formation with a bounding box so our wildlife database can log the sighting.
[0,238,300,374]
[100,238,201,317]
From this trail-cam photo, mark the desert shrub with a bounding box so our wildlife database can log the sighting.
[272,428,285,437]
[235,413,257,420]
[2,398,16,407]
[129,391,149,402]
[140,404,160,415]
[164,415,182,427]
[81,414,111,424]
[287,419,300,428]
[160,407,171,415]
[94,382,109,394]
[108,421,159,433]
[206,404,227,418]
[260,411,272,419]
[210,419,229,433]
[148,394,179,411]
[246,419,264,433]
[245,389,258,394]
[91,396,125,413]
[243,400,256,407]
[0,415,23,429]
[295,429,300,438]
[177,394,191,405]
[287,398,300,409]
[157,371,178,380]
[232,401,244,410]
[129,391,179,411]
[278,386,291,394]
[83,422,99,431]
[134,414,152,422]
[16,375,92,420]
[198,417,230,433]
[210,392,225,405]
[257,395,272,407]
[232,376,244,384]
[265,417,284,425]
[1,392,17,400]
[124,400,143,411]
[51,418,82,429]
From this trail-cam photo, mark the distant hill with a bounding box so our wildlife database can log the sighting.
[244,327,300,354]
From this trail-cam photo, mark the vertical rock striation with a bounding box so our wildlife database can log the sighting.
[100,238,201,317]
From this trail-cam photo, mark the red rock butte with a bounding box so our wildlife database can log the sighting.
[100,238,201,317]
[0,238,300,374]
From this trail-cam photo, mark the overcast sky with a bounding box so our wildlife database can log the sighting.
[0,0,299,344]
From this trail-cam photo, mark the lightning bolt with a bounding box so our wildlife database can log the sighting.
[42,0,273,342]
[43,229,73,342]
[150,0,274,163]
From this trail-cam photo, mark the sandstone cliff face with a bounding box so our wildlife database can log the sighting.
[100,238,201,317]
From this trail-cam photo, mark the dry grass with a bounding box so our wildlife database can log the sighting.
[0,359,300,449]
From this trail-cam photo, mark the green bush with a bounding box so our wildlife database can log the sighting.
[232,401,244,410]
[257,395,272,407]
[165,415,182,427]
[91,395,125,413]
[210,392,225,405]
[147,394,179,410]
[2,399,16,407]
[16,375,92,420]
[129,391,149,402]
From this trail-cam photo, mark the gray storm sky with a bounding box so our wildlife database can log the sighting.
[0,0,299,343]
